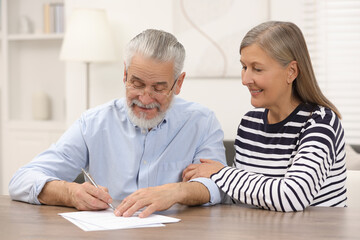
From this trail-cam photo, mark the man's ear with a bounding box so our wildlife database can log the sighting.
[287,61,298,84]
[174,72,186,95]
[123,62,127,84]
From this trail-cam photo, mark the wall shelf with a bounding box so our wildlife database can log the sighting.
[8,33,64,41]
[7,120,66,131]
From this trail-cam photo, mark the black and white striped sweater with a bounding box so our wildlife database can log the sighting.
[212,104,347,211]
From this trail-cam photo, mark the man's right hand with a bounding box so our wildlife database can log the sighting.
[38,180,114,211]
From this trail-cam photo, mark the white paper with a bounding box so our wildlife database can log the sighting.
[59,209,180,231]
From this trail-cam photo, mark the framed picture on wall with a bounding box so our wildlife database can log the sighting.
[173,0,268,78]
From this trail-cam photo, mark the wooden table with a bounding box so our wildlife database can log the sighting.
[1,195,359,240]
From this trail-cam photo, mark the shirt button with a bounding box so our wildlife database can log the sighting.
[143,160,147,164]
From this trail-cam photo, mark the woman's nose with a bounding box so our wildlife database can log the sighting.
[241,70,253,86]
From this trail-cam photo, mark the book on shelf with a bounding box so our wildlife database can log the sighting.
[44,2,64,34]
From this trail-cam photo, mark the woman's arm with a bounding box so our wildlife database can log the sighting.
[183,111,346,212]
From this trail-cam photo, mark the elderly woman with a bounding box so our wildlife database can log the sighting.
[183,21,347,211]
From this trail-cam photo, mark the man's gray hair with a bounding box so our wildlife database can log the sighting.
[124,29,185,79]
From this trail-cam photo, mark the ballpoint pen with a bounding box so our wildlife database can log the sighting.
[81,168,116,210]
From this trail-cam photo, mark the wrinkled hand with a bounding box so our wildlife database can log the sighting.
[182,159,225,182]
[114,183,181,218]
[67,182,114,211]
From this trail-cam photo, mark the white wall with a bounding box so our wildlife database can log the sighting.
[64,0,307,140]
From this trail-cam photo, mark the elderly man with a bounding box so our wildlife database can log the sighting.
[9,29,226,218]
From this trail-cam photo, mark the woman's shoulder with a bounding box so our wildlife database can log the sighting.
[308,104,341,126]
[301,104,344,140]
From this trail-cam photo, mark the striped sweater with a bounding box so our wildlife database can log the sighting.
[212,104,347,211]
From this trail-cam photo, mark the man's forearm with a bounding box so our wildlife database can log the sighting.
[177,181,210,206]
[38,180,74,207]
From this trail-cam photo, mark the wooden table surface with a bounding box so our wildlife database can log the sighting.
[1,195,359,240]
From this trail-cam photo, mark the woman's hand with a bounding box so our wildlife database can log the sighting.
[182,159,225,182]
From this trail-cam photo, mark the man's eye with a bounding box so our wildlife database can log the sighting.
[153,85,167,92]
[132,81,145,88]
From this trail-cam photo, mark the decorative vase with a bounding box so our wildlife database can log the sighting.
[32,91,51,120]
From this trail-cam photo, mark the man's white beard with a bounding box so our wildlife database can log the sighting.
[127,99,168,130]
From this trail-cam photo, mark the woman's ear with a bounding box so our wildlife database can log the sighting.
[287,61,299,84]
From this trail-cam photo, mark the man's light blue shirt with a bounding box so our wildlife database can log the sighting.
[9,97,226,205]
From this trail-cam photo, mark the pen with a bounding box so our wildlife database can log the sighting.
[81,168,116,210]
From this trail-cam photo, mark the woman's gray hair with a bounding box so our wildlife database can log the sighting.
[124,29,185,79]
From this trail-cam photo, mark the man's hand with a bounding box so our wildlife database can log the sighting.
[114,183,180,218]
[38,180,114,211]
[115,182,210,218]
[182,159,225,182]
[66,182,114,210]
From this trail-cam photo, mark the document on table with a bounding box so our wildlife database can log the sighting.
[59,209,181,231]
